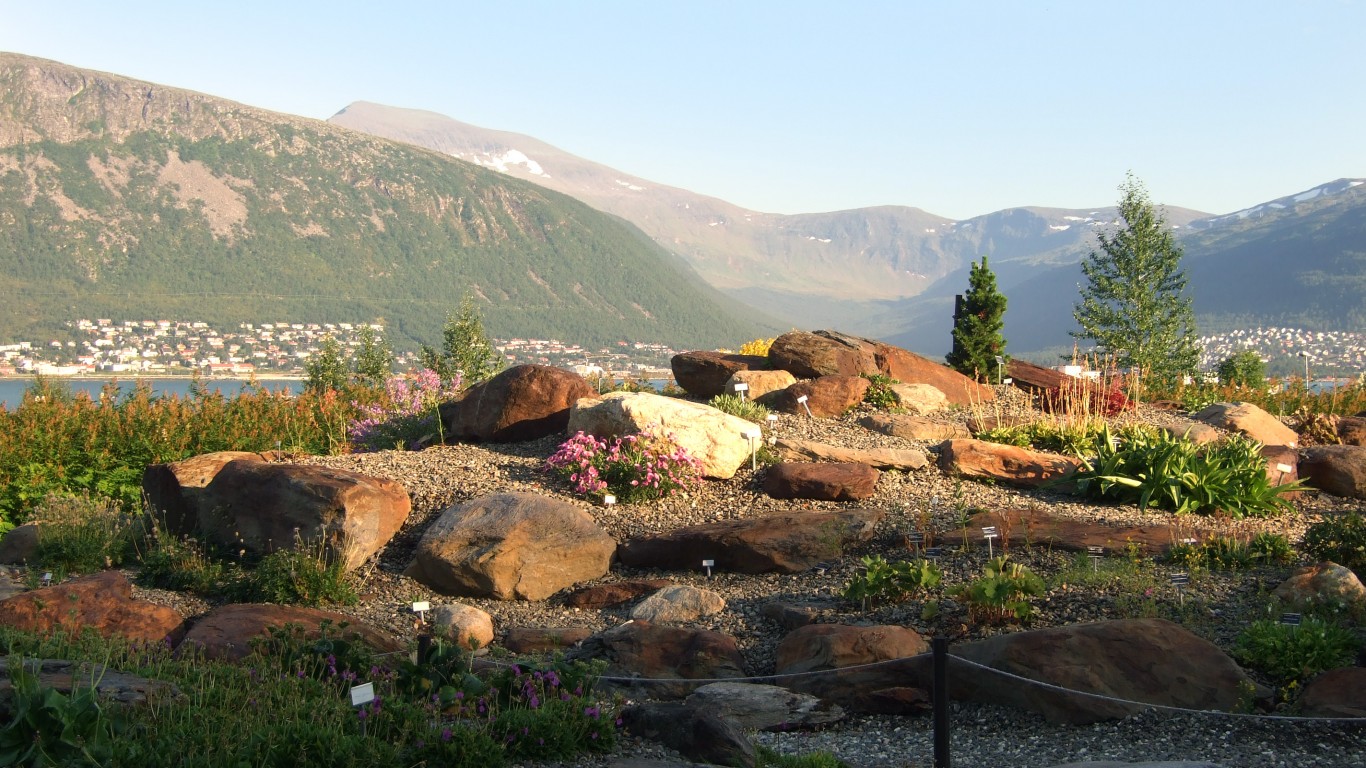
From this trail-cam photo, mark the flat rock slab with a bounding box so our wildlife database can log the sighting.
[775,437,928,471]
[565,579,675,608]
[179,603,402,662]
[1296,667,1366,718]
[969,508,1184,554]
[938,438,1083,488]
[619,508,884,574]
[0,571,185,647]
[567,621,746,698]
[685,681,844,730]
[501,626,593,654]
[0,658,183,709]
[859,413,970,442]
[761,461,880,501]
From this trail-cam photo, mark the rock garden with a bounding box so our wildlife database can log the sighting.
[3,329,1366,767]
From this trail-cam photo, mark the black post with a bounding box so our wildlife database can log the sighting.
[933,637,950,768]
[417,634,433,666]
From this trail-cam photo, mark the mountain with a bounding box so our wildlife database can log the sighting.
[0,53,770,350]
[329,103,1365,360]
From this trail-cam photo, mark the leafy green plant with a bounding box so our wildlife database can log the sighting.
[841,555,942,609]
[954,555,1045,623]
[133,523,230,595]
[859,373,901,410]
[31,493,135,574]
[1233,616,1359,686]
[757,745,851,768]
[1303,512,1366,576]
[1216,350,1268,389]
[545,429,703,503]
[708,393,772,423]
[0,659,117,767]
[1073,427,1303,518]
[238,538,358,607]
[1247,531,1297,566]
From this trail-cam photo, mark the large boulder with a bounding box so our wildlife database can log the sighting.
[1298,445,1366,499]
[0,571,184,646]
[619,702,756,768]
[142,450,268,533]
[431,603,495,650]
[1271,562,1366,613]
[1296,667,1366,718]
[404,492,615,600]
[685,682,844,731]
[761,462,881,501]
[1192,402,1298,447]
[0,524,39,565]
[179,603,402,661]
[774,437,928,471]
[568,391,756,479]
[630,585,727,623]
[768,330,994,405]
[1005,359,1069,395]
[439,364,594,443]
[619,508,883,574]
[670,351,768,399]
[858,413,971,442]
[889,383,949,414]
[195,460,410,571]
[724,369,797,401]
[774,624,931,714]
[937,439,1083,488]
[766,375,868,418]
[567,621,747,698]
[1338,416,1366,446]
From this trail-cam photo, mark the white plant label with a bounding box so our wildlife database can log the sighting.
[603,494,616,505]
[350,682,375,707]
[1276,463,1293,473]
[732,383,749,391]
[412,601,430,613]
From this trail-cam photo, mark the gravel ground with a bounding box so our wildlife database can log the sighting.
[139,388,1366,767]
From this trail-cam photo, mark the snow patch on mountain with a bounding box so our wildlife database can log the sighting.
[614,179,645,191]
[461,149,549,178]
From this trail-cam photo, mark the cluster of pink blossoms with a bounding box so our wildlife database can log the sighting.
[347,369,462,451]
[545,427,703,503]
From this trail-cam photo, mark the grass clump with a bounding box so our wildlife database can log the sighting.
[30,494,136,575]
[757,745,851,768]
[708,393,772,423]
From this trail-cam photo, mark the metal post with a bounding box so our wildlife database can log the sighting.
[933,637,950,768]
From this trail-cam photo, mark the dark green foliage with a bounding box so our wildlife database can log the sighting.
[1303,512,1366,576]
[1234,617,1359,686]
[954,555,1045,623]
[947,255,1008,382]
[304,335,348,394]
[1072,174,1200,391]
[1216,350,1268,388]
[841,555,942,609]
[236,544,358,607]
[425,295,503,384]
[859,373,900,409]
[31,494,135,574]
[0,660,116,766]
[352,325,393,387]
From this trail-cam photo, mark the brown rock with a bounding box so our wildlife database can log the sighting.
[724,369,797,401]
[761,601,821,631]
[762,462,881,501]
[567,621,747,698]
[774,437,928,471]
[630,585,727,623]
[196,460,410,571]
[1339,416,1366,446]
[774,624,930,713]
[1005,359,1068,394]
[565,579,674,608]
[1298,445,1366,499]
[1271,562,1366,612]
[1161,422,1222,445]
[859,413,970,441]
[440,364,593,443]
[0,658,182,709]
[619,508,883,574]
[1193,402,1298,447]
[670,351,768,399]
[685,682,845,731]
[405,493,615,600]
[619,702,756,767]
[769,330,994,406]
[180,603,402,662]
[937,439,1083,488]
[1296,667,1366,718]
[431,603,495,650]
[888,383,948,414]
[568,391,755,479]
[501,627,593,654]
[0,523,39,565]
[142,450,267,532]
[969,508,1187,555]
[768,375,869,418]
[1260,444,1302,498]
[0,571,184,646]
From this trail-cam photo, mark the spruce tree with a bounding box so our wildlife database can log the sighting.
[947,256,1008,382]
[1072,174,1199,391]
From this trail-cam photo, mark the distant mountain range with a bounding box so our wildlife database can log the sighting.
[0,53,769,350]
[330,102,1365,357]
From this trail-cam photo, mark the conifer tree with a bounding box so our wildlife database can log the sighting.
[423,295,503,385]
[1072,174,1199,391]
[352,324,392,387]
[947,256,1008,382]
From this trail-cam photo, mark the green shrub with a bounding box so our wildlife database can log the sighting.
[708,393,772,423]
[1073,428,1303,518]
[1216,350,1267,388]
[954,555,1045,623]
[133,527,230,595]
[31,494,136,574]
[1234,616,1359,686]
[1247,531,1297,565]
[859,373,900,410]
[238,541,358,607]
[757,745,851,768]
[978,420,1158,457]
[841,555,942,609]
[1303,512,1366,575]
[0,660,117,766]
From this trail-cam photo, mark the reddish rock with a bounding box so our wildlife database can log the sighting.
[440,364,593,443]
[1297,667,1366,718]
[564,579,674,608]
[1161,422,1222,445]
[566,621,747,697]
[761,461,881,501]
[969,508,1187,555]
[774,624,931,714]
[774,437,928,471]
[142,450,267,532]
[768,375,869,418]
[0,571,184,646]
[1338,416,1366,446]
[180,603,402,661]
[937,439,1083,488]
[724,369,797,401]
[1004,359,1068,395]
[619,508,883,574]
[1193,402,1298,447]
[1260,444,1303,498]
[196,460,410,571]
[768,330,993,406]
[1272,562,1366,612]
[858,413,970,441]
[501,627,593,654]
[670,351,769,399]
[1298,445,1366,499]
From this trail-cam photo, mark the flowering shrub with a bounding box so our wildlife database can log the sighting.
[348,369,462,451]
[545,428,703,503]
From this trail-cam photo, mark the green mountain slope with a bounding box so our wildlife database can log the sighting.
[0,53,768,349]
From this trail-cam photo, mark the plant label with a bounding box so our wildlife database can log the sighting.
[411,601,430,613]
[907,532,924,543]
[350,682,375,707]
[1280,612,1302,626]
[733,382,749,400]
[925,547,943,558]
[1180,538,1197,545]
[982,527,998,539]
[702,559,715,577]
[1002,378,1013,385]
[1088,546,1103,572]
[41,572,52,586]
[1275,463,1293,474]
[767,413,778,424]
[1169,573,1189,585]
[795,394,814,417]
[603,494,616,506]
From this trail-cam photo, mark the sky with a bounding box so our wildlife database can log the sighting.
[1,0,1362,220]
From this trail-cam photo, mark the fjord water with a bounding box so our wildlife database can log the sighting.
[0,378,302,411]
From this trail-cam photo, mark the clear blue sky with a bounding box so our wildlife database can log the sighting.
[2,0,1361,220]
